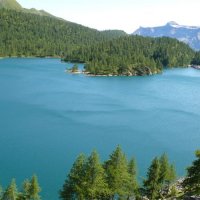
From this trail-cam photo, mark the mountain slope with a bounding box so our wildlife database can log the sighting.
[0,0,22,10]
[0,9,127,57]
[23,8,55,17]
[0,0,54,17]
[101,30,127,38]
[133,21,200,50]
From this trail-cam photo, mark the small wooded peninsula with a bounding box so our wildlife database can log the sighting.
[63,36,195,76]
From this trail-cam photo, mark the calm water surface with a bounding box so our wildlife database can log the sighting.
[0,58,200,199]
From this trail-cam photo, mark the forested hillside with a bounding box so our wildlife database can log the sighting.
[0,6,196,77]
[64,36,195,76]
[0,9,127,57]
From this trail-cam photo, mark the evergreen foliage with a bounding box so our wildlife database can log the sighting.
[64,36,194,76]
[20,179,31,200]
[159,153,176,186]
[101,30,127,38]
[143,157,161,200]
[104,146,131,199]
[183,150,200,196]
[70,65,79,73]
[1,149,200,200]
[29,175,41,200]
[60,146,139,200]
[84,151,109,199]
[191,52,200,65]
[2,179,18,200]
[0,176,41,200]
[0,9,126,58]
[143,154,176,200]
[127,158,139,199]
[60,154,87,199]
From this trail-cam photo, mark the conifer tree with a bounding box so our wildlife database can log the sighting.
[2,179,18,200]
[104,146,130,199]
[143,157,161,200]
[18,179,31,200]
[167,164,176,184]
[159,154,176,186]
[84,151,109,199]
[29,175,41,200]
[158,154,176,198]
[159,153,170,185]
[127,158,139,199]
[183,150,200,196]
[60,154,86,200]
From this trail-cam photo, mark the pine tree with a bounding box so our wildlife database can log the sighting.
[143,157,161,200]
[104,146,130,199]
[84,150,109,199]
[23,179,31,194]
[60,154,86,200]
[127,158,139,199]
[183,150,200,196]
[167,164,176,184]
[19,179,31,200]
[29,175,41,200]
[158,154,176,199]
[159,154,176,185]
[159,153,170,185]
[2,179,18,200]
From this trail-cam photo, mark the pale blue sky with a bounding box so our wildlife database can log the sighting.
[17,0,200,33]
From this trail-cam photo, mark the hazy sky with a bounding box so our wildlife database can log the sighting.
[17,0,200,33]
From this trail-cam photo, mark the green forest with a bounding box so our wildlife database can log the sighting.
[191,52,200,65]
[1,9,200,77]
[0,175,41,200]
[1,147,200,200]
[64,36,195,76]
[0,9,126,57]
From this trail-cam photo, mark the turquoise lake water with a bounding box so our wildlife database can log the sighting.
[0,58,200,199]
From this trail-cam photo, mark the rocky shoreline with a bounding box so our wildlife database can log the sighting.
[141,178,200,200]
[66,69,161,77]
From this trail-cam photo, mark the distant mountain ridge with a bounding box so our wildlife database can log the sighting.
[133,21,200,50]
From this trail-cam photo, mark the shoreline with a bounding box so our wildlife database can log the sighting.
[66,70,161,77]
[0,56,61,59]
[65,66,197,77]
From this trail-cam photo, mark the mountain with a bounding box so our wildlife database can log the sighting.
[23,8,54,17]
[0,0,22,10]
[0,0,53,17]
[0,9,127,57]
[133,21,200,50]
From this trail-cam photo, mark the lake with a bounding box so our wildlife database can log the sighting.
[0,58,200,200]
